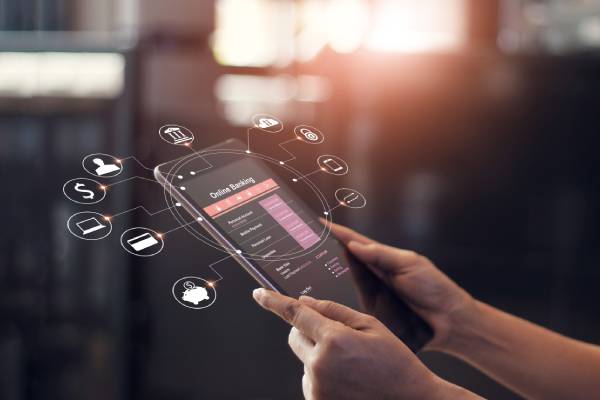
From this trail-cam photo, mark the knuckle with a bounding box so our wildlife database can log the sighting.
[320,328,347,351]
[282,302,302,324]
[310,355,328,377]
[319,300,337,314]
[416,253,431,265]
[363,314,379,326]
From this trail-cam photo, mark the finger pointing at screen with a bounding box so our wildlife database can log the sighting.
[252,288,481,400]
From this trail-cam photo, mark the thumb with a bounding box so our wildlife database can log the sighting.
[299,296,371,330]
[347,240,422,276]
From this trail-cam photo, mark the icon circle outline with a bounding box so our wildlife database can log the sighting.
[67,211,112,240]
[63,177,106,205]
[294,125,324,144]
[120,227,164,257]
[334,187,367,209]
[317,154,349,176]
[158,124,195,146]
[82,153,123,178]
[251,113,284,133]
[172,276,217,310]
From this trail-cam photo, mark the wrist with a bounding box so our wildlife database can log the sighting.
[435,298,486,355]
[427,376,484,400]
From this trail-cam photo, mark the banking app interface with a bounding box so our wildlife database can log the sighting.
[181,158,355,298]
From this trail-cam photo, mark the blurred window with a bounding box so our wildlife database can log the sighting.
[500,0,600,53]
[212,0,467,67]
[0,52,124,98]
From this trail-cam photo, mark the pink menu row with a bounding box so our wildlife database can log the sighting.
[258,193,320,250]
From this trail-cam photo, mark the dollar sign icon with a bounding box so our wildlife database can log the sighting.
[183,281,195,290]
[74,183,95,200]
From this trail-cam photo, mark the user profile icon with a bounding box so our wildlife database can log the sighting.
[294,125,324,144]
[172,276,217,310]
[317,155,349,176]
[67,211,112,240]
[82,153,123,178]
[159,124,195,146]
[335,188,367,209]
[251,114,283,133]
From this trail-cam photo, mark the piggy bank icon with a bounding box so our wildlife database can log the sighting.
[181,281,210,305]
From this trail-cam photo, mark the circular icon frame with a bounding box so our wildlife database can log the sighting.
[120,227,164,257]
[159,124,195,146]
[317,154,349,176]
[251,113,284,133]
[294,125,324,144]
[82,153,123,178]
[172,276,217,310]
[63,177,106,205]
[334,187,367,209]
[67,211,112,240]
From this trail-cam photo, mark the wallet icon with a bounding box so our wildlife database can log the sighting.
[127,232,159,251]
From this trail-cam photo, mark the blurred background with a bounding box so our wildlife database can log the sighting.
[1,0,600,399]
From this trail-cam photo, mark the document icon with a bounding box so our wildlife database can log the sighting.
[127,232,159,251]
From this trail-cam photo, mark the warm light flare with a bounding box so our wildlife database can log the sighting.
[366,0,466,53]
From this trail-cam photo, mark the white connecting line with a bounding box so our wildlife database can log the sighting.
[109,204,178,219]
[207,253,236,283]
[186,143,214,174]
[278,137,298,163]
[246,127,299,165]
[291,167,323,183]
[323,202,344,216]
[105,175,158,188]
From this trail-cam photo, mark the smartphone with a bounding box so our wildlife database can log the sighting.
[154,138,432,352]
[322,158,344,172]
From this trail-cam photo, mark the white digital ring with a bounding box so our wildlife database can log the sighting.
[162,149,333,262]
[63,177,106,205]
[294,125,325,144]
[120,227,165,257]
[172,276,217,310]
[334,188,367,209]
[251,113,284,133]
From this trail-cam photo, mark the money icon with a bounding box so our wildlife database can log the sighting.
[74,183,95,199]
[63,178,106,205]
[183,281,195,290]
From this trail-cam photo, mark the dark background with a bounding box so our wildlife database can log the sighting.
[1,1,599,399]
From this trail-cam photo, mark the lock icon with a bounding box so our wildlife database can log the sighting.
[300,128,319,141]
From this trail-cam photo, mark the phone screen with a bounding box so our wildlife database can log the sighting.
[155,139,432,351]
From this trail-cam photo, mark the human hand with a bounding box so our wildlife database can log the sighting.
[327,221,477,351]
[253,289,478,400]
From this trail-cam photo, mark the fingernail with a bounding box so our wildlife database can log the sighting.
[252,288,265,303]
[299,295,316,302]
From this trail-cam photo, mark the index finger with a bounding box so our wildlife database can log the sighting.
[253,288,332,341]
[320,218,375,245]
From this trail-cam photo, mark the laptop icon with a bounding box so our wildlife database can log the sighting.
[76,217,107,235]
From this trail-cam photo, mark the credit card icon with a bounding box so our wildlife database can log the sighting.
[127,232,159,251]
